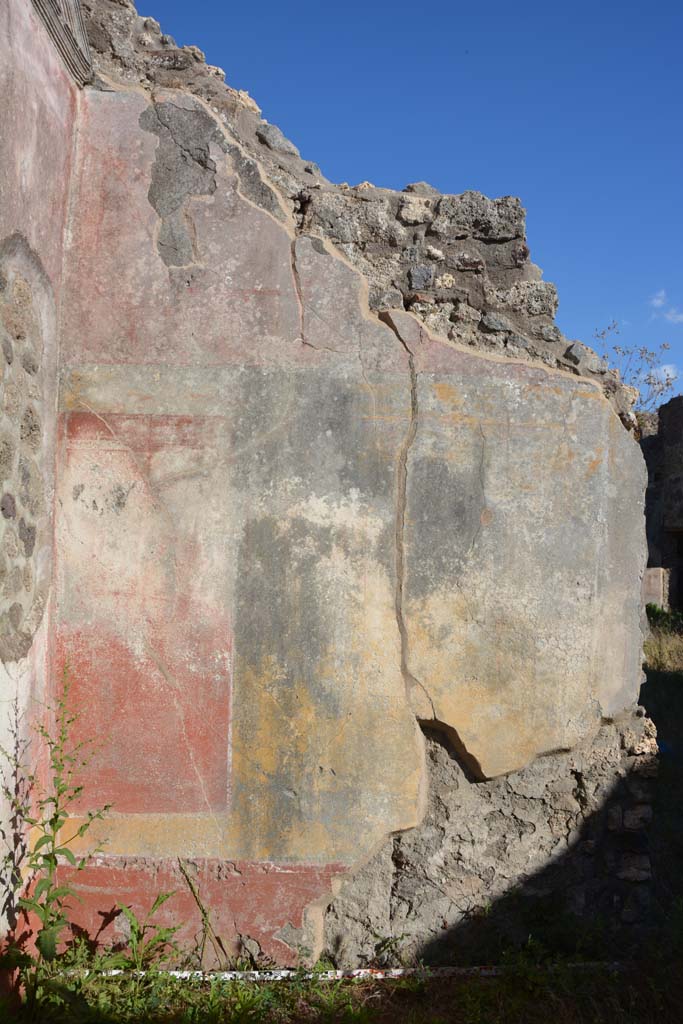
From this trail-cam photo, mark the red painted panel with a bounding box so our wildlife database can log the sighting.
[63,412,227,451]
[55,410,232,815]
[58,858,346,965]
[55,626,231,814]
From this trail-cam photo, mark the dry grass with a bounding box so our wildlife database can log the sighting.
[644,627,683,672]
[4,965,683,1024]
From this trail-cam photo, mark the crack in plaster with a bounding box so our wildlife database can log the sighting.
[379,316,437,721]
[289,239,308,349]
[377,315,487,782]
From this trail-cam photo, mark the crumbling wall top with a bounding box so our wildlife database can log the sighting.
[79,0,636,427]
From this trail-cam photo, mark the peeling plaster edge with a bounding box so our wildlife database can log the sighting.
[147,85,297,233]
[299,742,429,962]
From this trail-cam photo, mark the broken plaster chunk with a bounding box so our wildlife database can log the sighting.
[432,192,525,242]
[426,245,445,261]
[506,332,532,351]
[480,313,512,334]
[539,323,563,344]
[403,181,440,195]
[512,243,531,266]
[398,197,432,225]
[183,45,206,63]
[486,280,558,318]
[255,122,300,158]
[236,90,261,114]
[451,302,482,325]
[409,264,434,290]
[375,288,404,310]
[422,305,455,337]
[564,342,608,375]
[455,252,485,272]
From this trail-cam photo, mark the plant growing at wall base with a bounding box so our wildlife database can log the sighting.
[0,667,110,1011]
[18,668,110,960]
[0,699,33,943]
[109,893,180,973]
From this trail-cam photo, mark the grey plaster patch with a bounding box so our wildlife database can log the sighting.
[228,368,395,505]
[402,455,486,601]
[140,99,286,267]
[224,143,284,221]
[0,237,52,664]
[140,101,219,267]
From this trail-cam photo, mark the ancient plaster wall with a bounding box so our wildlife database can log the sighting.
[0,0,79,929]
[0,0,652,965]
[43,0,650,964]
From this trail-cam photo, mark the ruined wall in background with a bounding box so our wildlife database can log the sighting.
[640,398,683,608]
[0,0,81,930]
[35,0,652,965]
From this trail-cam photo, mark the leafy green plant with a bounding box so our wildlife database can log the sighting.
[0,668,110,1016]
[0,698,33,940]
[17,669,110,963]
[107,893,180,973]
[369,932,409,968]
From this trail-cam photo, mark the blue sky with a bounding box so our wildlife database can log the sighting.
[146,0,683,394]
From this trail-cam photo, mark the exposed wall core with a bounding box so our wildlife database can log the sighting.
[0,239,53,662]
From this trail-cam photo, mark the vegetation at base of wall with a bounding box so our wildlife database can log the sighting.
[645,603,683,635]
[644,603,683,672]
[0,669,110,1016]
[1,658,681,1022]
[644,629,683,672]
[1,953,683,1023]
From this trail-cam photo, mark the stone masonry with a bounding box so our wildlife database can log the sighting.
[641,398,683,608]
